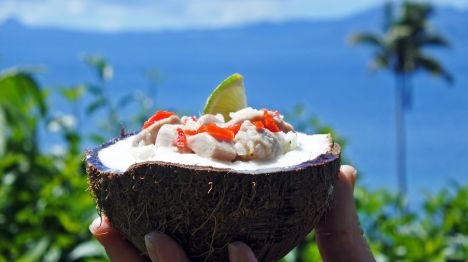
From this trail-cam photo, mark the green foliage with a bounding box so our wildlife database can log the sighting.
[282,176,468,262]
[79,55,157,140]
[0,69,104,261]
[0,56,161,261]
[357,184,468,261]
[81,55,113,82]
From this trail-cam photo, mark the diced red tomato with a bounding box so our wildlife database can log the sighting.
[143,110,175,129]
[263,110,280,132]
[227,123,241,135]
[253,121,264,129]
[175,128,190,152]
[197,123,235,142]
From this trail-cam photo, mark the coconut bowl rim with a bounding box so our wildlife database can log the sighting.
[86,133,341,177]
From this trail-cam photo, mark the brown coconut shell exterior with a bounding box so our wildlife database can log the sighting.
[86,137,340,262]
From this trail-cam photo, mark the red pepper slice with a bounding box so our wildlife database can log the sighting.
[253,121,264,129]
[184,129,198,136]
[143,110,175,129]
[175,128,190,152]
[227,123,241,135]
[197,123,235,142]
[263,110,280,132]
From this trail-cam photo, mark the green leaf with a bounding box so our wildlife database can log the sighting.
[417,34,449,47]
[86,84,103,95]
[0,69,47,116]
[17,237,49,262]
[349,33,385,49]
[88,133,106,144]
[43,247,61,262]
[415,54,454,84]
[371,52,390,71]
[118,93,135,108]
[59,85,86,102]
[0,108,5,157]
[86,97,107,115]
[68,240,106,260]
[81,54,113,82]
[293,104,304,117]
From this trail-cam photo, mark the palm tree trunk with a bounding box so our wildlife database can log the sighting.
[395,73,407,207]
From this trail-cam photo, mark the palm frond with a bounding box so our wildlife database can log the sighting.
[387,25,412,43]
[415,54,454,84]
[400,2,433,26]
[349,33,385,49]
[350,1,454,84]
[370,52,390,71]
[416,34,450,47]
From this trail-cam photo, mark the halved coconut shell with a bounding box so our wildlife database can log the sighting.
[86,135,340,261]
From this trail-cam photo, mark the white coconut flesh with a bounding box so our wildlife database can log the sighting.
[98,133,333,173]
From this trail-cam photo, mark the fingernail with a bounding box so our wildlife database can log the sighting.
[228,242,242,262]
[89,217,101,234]
[145,232,160,262]
[340,165,358,189]
[341,165,356,176]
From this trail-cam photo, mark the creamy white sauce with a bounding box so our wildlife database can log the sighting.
[97,133,332,173]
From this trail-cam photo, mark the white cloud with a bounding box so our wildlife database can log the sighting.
[0,0,467,32]
[67,0,87,15]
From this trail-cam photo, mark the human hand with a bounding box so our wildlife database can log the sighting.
[316,165,375,261]
[90,165,373,262]
[89,216,257,262]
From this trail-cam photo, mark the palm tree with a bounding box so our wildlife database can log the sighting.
[350,1,453,203]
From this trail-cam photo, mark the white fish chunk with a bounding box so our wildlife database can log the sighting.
[227,107,263,126]
[197,114,225,126]
[155,124,182,148]
[234,121,282,161]
[187,133,236,161]
[132,115,180,146]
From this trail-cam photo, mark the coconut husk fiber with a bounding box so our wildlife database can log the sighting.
[86,138,340,262]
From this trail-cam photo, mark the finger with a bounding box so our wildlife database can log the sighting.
[145,232,190,262]
[90,216,148,262]
[316,165,359,234]
[316,165,375,262]
[228,242,257,262]
[340,164,357,188]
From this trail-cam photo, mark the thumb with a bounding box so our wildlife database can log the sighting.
[145,232,189,262]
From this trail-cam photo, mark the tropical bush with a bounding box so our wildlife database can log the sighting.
[0,61,466,261]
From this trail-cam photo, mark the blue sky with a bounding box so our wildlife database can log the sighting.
[1,0,467,31]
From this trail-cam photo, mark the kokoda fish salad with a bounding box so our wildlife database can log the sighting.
[86,73,340,261]
[98,74,333,173]
[98,107,333,172]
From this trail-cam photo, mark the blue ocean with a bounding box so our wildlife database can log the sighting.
[1,7,467,204]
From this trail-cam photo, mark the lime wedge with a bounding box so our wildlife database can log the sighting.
[203,73,247,121]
